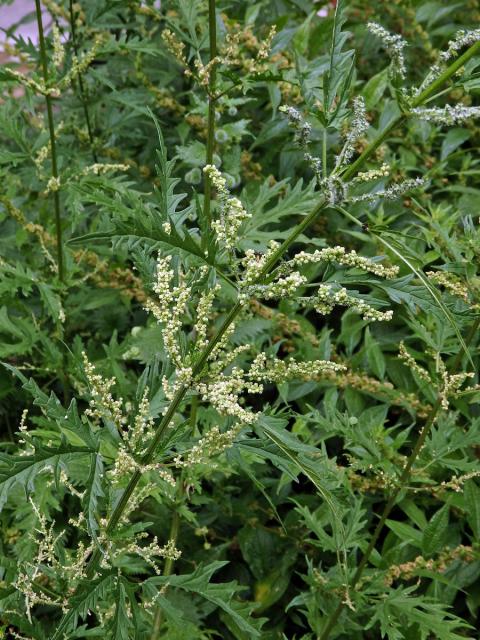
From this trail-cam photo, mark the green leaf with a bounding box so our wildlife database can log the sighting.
[362,67,389,110]
[3,363,98,448]
[364,326,386,379]
[323,0,354,119]
[109,579,133,640]
[257,416,349,584]
[386,520,423,548]
[372,232,474,368]
[52,573,116,639]
[464,480,480,539]
[441,128,470,160]
[0,443,93,512]
[82,453,105,548]
[368,585,474,640]
[145,561,265,637]
[422,504,450,556]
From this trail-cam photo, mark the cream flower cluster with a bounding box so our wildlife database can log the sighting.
[411,105,480,126]
[351,177,424,203]
[203,164,251,250]
[284,246,399,279]
[196,370,261,426]
[398,342,431,382]
[174,423,244,468]
[242,271,307,303]
[15,504,66,621]
[248,353,347,382]
[83,352,126,427]
[194,285,221,350]
[81,163,130,176]
[426,270,469,301]
[52,24,65,69]
[399,342,475,410]
[175,352,346,469]
[335,96,369,169]
[144,255,192,367]
[162,29,188,67]
[440,29,480,63]
[301,284,393,322]
[417,29,480,95]
[352,163,390,184]
[367,22,407,79]
[240,241,280,285]
[279,105,312,148]
[124,535,181,575]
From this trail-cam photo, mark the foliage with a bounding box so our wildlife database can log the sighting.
[0,0,480,639]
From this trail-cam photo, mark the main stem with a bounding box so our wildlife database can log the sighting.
[68,0,97,163]
[203,0,217,255]
[35,0,64,283]
[52,40,480,640]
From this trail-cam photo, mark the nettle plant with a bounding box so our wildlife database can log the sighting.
[1,1,480,639]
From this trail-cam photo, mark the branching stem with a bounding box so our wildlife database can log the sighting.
[35,0,64,282]
[68,0,97,162]
[203,0,217,256]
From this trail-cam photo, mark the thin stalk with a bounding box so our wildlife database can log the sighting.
[203,0,217,255]
[52,40,480,640]
[322,128,328,179]
[318,316,480,640]
[35,0,64,282]
[150,473,185,638]
[151,396,196,637]
[68,0,97,162]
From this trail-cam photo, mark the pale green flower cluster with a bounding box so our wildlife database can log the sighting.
[411,105,480,126]
[335,96,369,169]
[284,246,399,279]
[203,164,251,250]
[300,284,393,322]
[399,342,475,410]
[367,22,407,79]
[417,29,480,95]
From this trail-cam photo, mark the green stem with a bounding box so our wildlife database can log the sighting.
[34,0,64,283]
[322,128,328,179]
[68,0,97,163]
[203,0,217,255]
[150,472,185,638]
[318,316,480,640]
[150,395,196,637]
[52,39,480,640]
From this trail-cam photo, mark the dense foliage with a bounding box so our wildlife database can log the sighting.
[1,0,480,638]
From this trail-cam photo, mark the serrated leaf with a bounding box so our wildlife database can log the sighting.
[145,561,265,637]
[372,232,474,368]
[257,416,349,584]
[109,580,132,640]
[386,519,423,548]
[464,480,480,539]
[422,504,450,556]
[83,452,105,548]
[52,573,116,639]
[0,444,92,512]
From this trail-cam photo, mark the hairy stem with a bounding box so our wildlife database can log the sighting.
[203,0,217,255]
[35,0,64,282]
[68,0,97,163]
[318,316,480,640]
[52,40,480,640]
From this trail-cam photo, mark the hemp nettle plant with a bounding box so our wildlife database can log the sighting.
[0,0,480,638]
